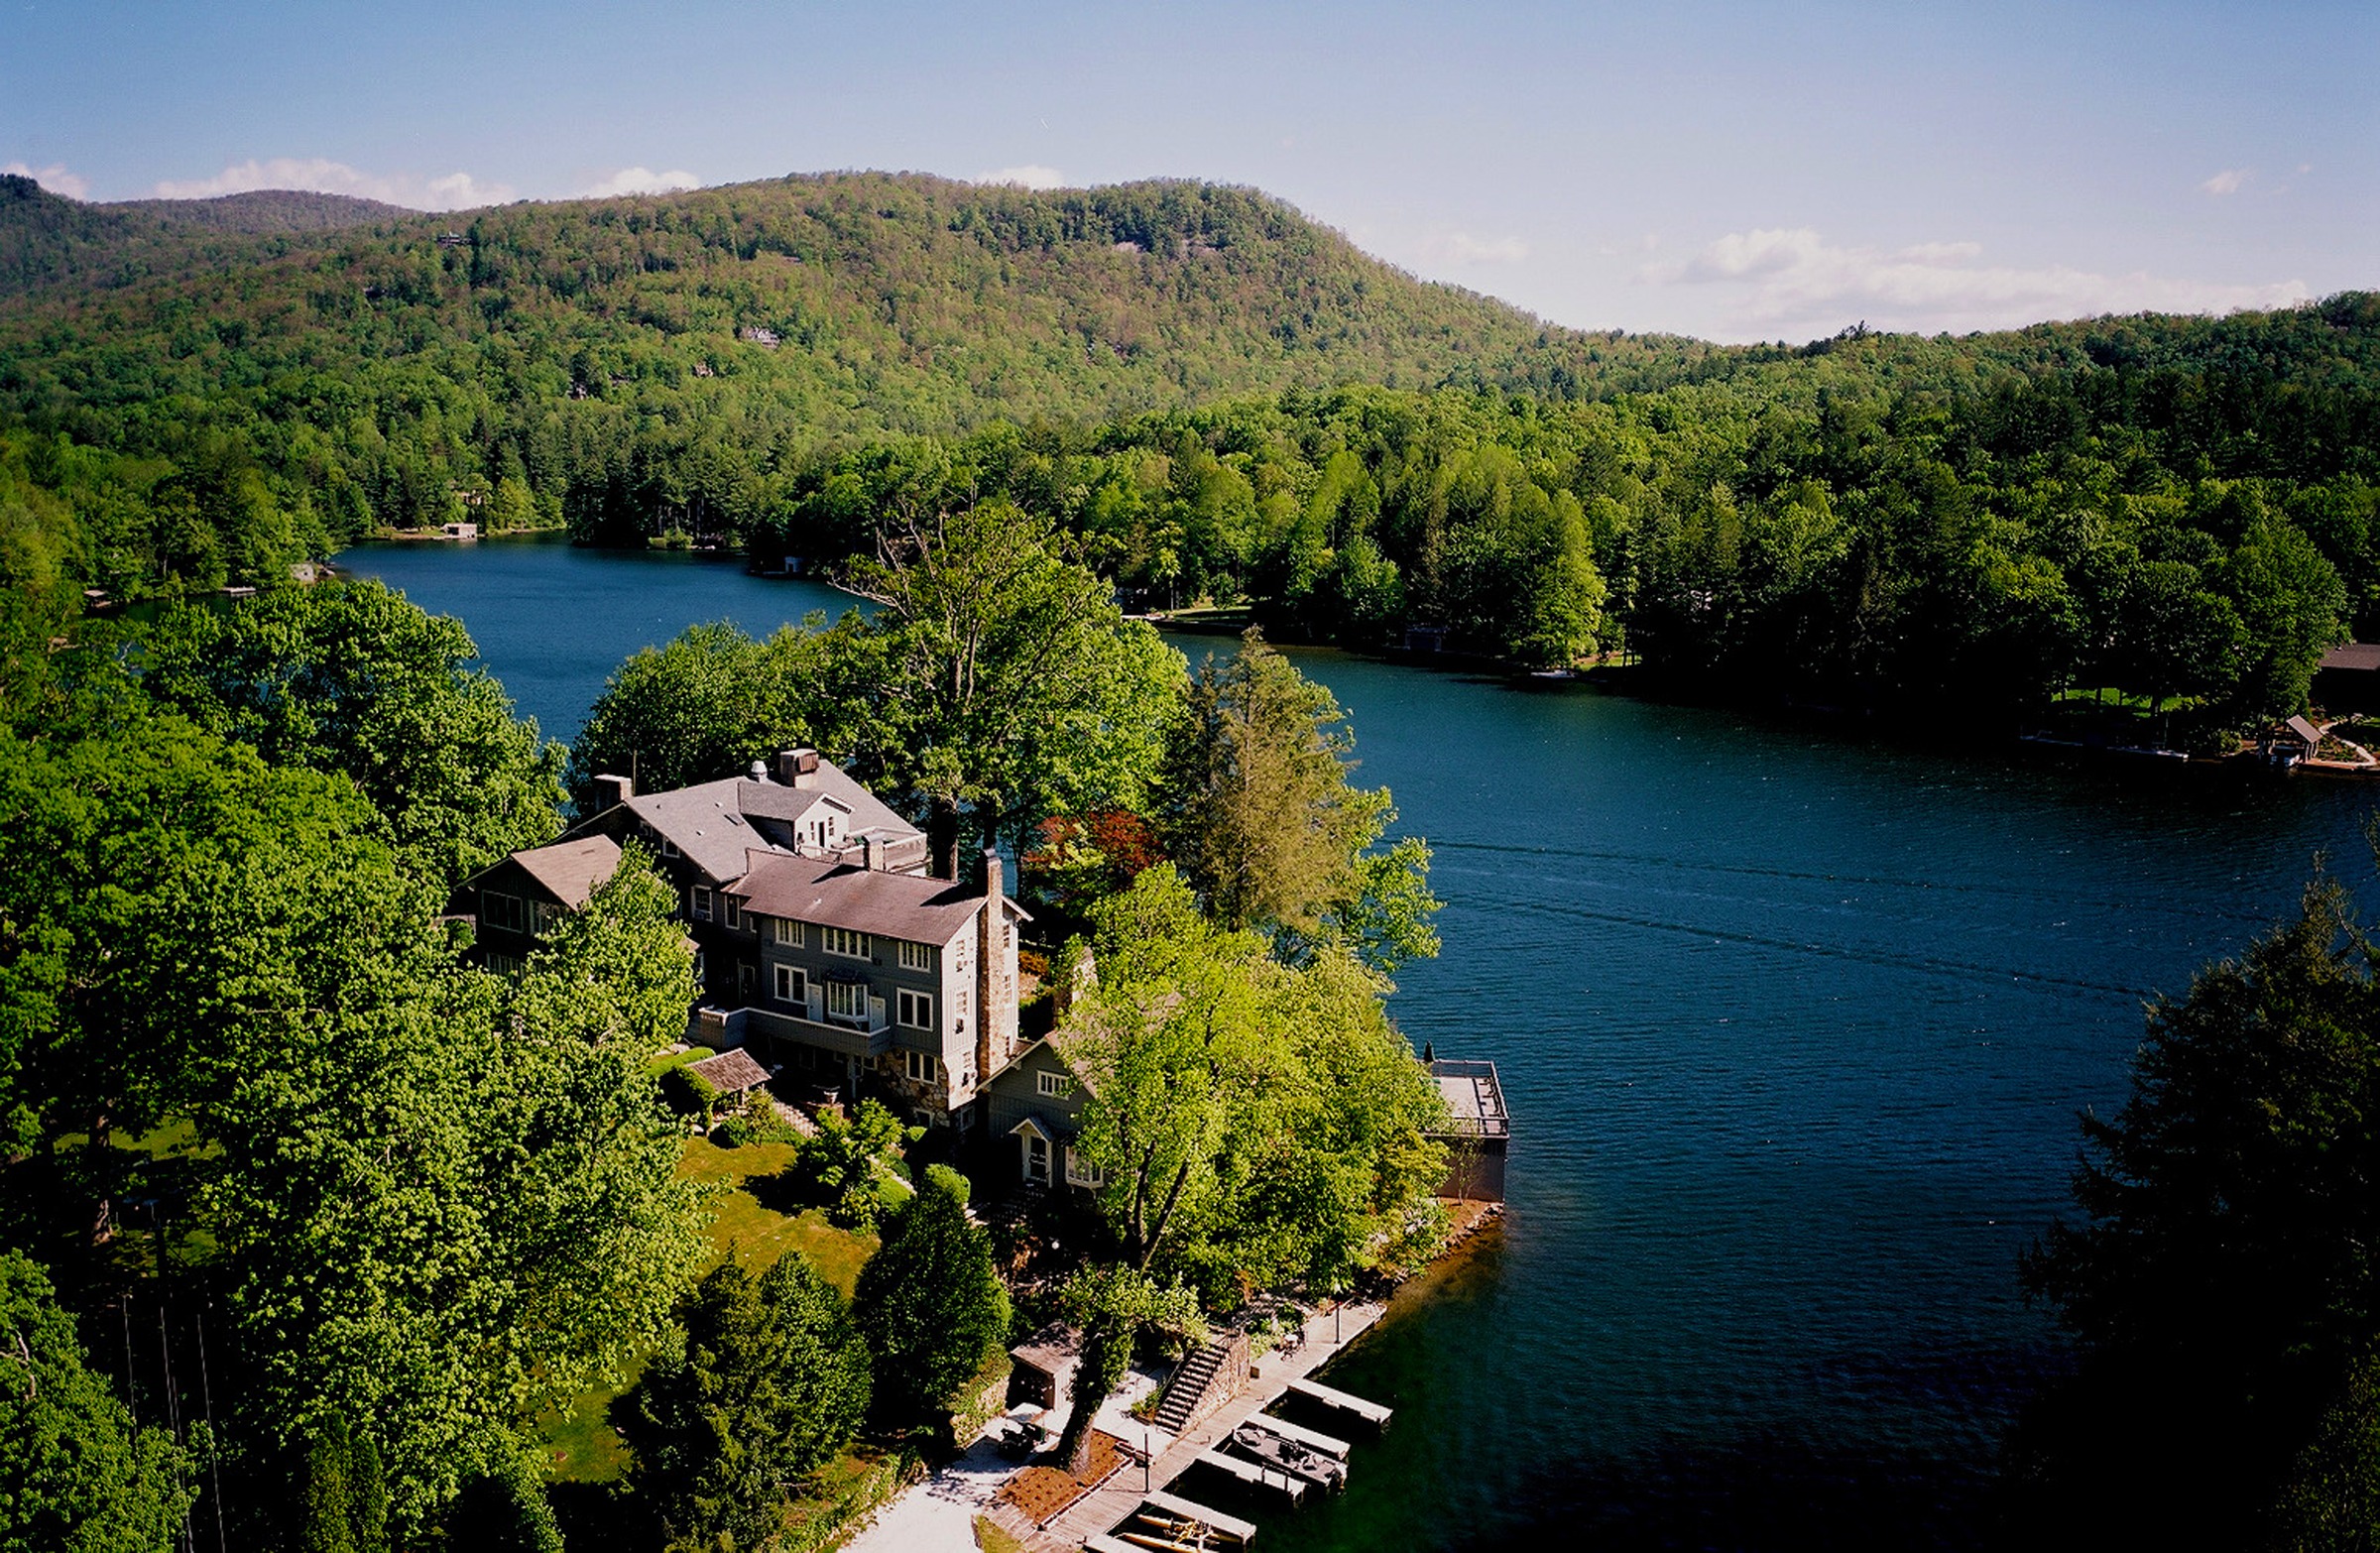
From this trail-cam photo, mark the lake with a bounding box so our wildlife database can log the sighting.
[349,536,2378,1550]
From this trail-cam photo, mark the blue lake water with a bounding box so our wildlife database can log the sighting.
[349,536,2380,1550]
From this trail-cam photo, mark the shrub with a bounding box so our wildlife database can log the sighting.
[717,1098,804,1148]
[787,1100,921,1230]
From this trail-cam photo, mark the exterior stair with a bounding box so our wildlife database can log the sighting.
[1151,1339,1235,1435]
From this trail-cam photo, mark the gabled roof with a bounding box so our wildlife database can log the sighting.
[686,1046,774,1095]
[617,765,919,883]
[507,835,623,909]
[729,851,1025,945]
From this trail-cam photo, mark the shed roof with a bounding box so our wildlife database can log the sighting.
[686,1046,773,1095]
[1010,1321,1081,1374]
[2321,643,2380,672]
[2287,715,2324,747]
[731,851,1024,944]
[509,835,624,909]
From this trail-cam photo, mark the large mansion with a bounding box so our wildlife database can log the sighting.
[452,749,1025,1132]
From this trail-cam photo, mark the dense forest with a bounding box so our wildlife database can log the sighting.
[2,171,2377,740]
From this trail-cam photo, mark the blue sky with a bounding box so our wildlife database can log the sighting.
[6,0,2372,342]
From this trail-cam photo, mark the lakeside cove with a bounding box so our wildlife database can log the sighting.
[346,536,2380,1551]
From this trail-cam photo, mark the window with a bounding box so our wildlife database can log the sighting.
[531,899,562,936]
[721,896,743,931]
[660,836,679,859]
[774,965,807,1005]
[1065,1146,1104,1188]
[826,980,868,1021]
[897,940,935,972]
[481,890,525,932]
[484,951,522,977]
[773,917,804,947]
[689,885,713,921]
[902,1049,936,1084]
[1035,1070,1076,1099]
[896,989,934,1029]
[822,927,870,959]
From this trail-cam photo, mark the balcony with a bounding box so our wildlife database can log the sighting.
[1427,1059,1509,1138]
[740,1001,893,1059]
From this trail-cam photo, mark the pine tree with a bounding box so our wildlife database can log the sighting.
[614,1254,871,1549]
[852,1166,1011,1429]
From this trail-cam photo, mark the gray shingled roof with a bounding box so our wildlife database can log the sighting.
[730,852,1022,944]
[621,765,920,884]
[2322,643,2380,672]
[509,835,623,909]
[686,1046,773,1094]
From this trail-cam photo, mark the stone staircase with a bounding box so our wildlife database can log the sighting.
[1150,1334,1244,1435]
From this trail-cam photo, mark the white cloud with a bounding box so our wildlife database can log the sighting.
[4,161,89,199]
[2202,168,2250,196]
[1642,226,2310,337]
[978,165,1067,190]
[1419,231,1531,266]
[581,167,702,198]
[152,158,512,211]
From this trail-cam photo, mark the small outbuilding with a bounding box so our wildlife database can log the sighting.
[1008,1322,1081,1410]
[684,1046,774,1099]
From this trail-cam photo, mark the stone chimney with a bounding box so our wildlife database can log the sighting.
[774,748,821,788]
[590,774,634,812]
[974,846,1011,1085]
[862,833,886,872]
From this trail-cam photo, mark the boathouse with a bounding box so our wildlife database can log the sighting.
[1428,1058,1509,1202]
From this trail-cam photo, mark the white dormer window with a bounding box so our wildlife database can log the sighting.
[773,917,804,947]
[897,941,935,972]
[822,927,870,959]
[1035,1070,1075,1099]
[689,885,713,921]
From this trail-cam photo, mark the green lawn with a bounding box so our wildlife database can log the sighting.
[537,1135,878,1483]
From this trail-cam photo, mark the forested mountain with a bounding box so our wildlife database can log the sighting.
[1,169,2375,737]
[0,176,413,299]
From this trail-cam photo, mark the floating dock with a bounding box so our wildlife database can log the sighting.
[1239,1412,1350,1460]
[1194,1447,1309,1502]
[1285,1376,1393,1428]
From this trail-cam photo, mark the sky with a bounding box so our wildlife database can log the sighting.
[4,0,2373,343]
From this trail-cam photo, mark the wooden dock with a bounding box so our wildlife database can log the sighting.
[1239,1411,1350,1460]
[1284,1376,1393,1428]
[1021,1298,1391,1550]
[1194,1448,1308,1502]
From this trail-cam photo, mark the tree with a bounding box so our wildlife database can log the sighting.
[614,1254,871,1551]
[1156,630,1439,971]
[787,1098,920,1230]
[139,580,566,884]
[2014,875,2380,1544]
[831,499,1185,878]
[442,1459,563,1553]
[1064,866,1447,1297]
[0,1251,194,1553]
[852,1165,1011,1431]
[508,842,700,1052]
[566,621,826,805]
[295,1412,388,1553]
[1048,1264,1205,1478]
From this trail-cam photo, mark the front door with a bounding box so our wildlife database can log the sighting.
[1024,1133,1051,1185]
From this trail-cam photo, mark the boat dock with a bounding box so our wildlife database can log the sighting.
[1285,1376,1393,1428]
[1005,1298,1390,1550]
[1239,1411,1349,1460]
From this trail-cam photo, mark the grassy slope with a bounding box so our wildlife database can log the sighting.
[538,1136,878,1484]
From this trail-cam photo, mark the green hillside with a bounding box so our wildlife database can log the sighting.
[1,168,2375,737]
